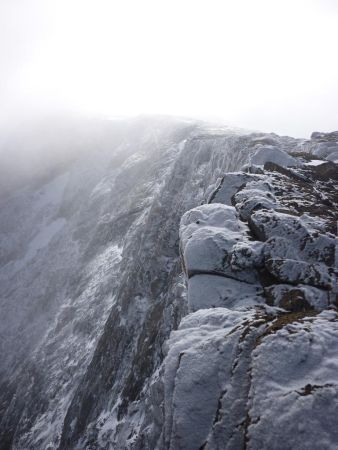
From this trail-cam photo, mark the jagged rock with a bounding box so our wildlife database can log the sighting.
[180,203,260,284]
[311,131,338,142]
[180,204,243,251]
[250,211,336,265]
[264,284,330,311]
[168,141,338,450]
[245,164,265,174]
[265,258,335,290]
[230,241,265,270]
[0,119,262,450]
[235,190,277,221]
[208,172,255,205]
[232,178,278,222]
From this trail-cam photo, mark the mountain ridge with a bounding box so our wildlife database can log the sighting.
[0,117,336,449]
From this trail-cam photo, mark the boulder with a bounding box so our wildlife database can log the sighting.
[250,146,300,167]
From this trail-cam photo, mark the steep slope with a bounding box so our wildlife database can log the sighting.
[0,119,336,450]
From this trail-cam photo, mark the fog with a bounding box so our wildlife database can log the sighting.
[0,0,338,140]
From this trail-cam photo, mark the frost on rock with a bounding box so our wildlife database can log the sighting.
[180,204,260,286]
[208,173,254,205]
[251,211,336,265]
[265,258,335,290]
[230,240,265,270]
[163,135,338,450]
[248,310,338,450]
[264,284,330,311]
[250,145,300,167]
[187,275,263,311]
[163,307,259,450]
[234,188,278,221]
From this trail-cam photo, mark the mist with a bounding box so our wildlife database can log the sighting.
[1,3,338,448]
[1,0,338,139]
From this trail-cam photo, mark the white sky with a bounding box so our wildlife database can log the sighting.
[1,0,337,137]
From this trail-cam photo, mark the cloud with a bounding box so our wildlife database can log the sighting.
[0,0,337,137]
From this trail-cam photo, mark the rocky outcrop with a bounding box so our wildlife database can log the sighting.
[163,133,338,449]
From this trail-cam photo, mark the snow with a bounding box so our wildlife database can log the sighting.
[188,274,263,311]
[164,140,338,450]
[248,310,338,450]
[180,204,259,282]
[264,284,330,311]
[250,145,300,167]
[208,172,253,205]
[250,210,336,265]
[164,307,257,450]
[265,258,335,290]
[180,203,245,251]
[12,218,66,272]
[235,188,278,221]
[305,159,326,166]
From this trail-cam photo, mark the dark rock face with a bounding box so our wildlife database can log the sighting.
[1,119,337,450]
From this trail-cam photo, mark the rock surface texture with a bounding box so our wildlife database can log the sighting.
[0,118,337,449]
[167,132,338,450]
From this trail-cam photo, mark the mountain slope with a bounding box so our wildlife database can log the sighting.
[0,118,336,450]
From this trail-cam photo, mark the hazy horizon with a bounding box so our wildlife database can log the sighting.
[1,0,338,138]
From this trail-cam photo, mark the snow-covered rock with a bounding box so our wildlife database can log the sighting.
[187,274,263,310]
[264,284,330,311]
[248,310,338,450]
[180,204,259,284]
[265,258,335,290]
[250,145,300,167]
[1,120,338,450]
[162,142,338,450]
[163,307,260,450]
[326,151,338,162]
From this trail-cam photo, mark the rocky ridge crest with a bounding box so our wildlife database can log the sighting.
[162,132,338,450]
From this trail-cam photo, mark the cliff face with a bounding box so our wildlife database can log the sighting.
[0,118,337,450]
